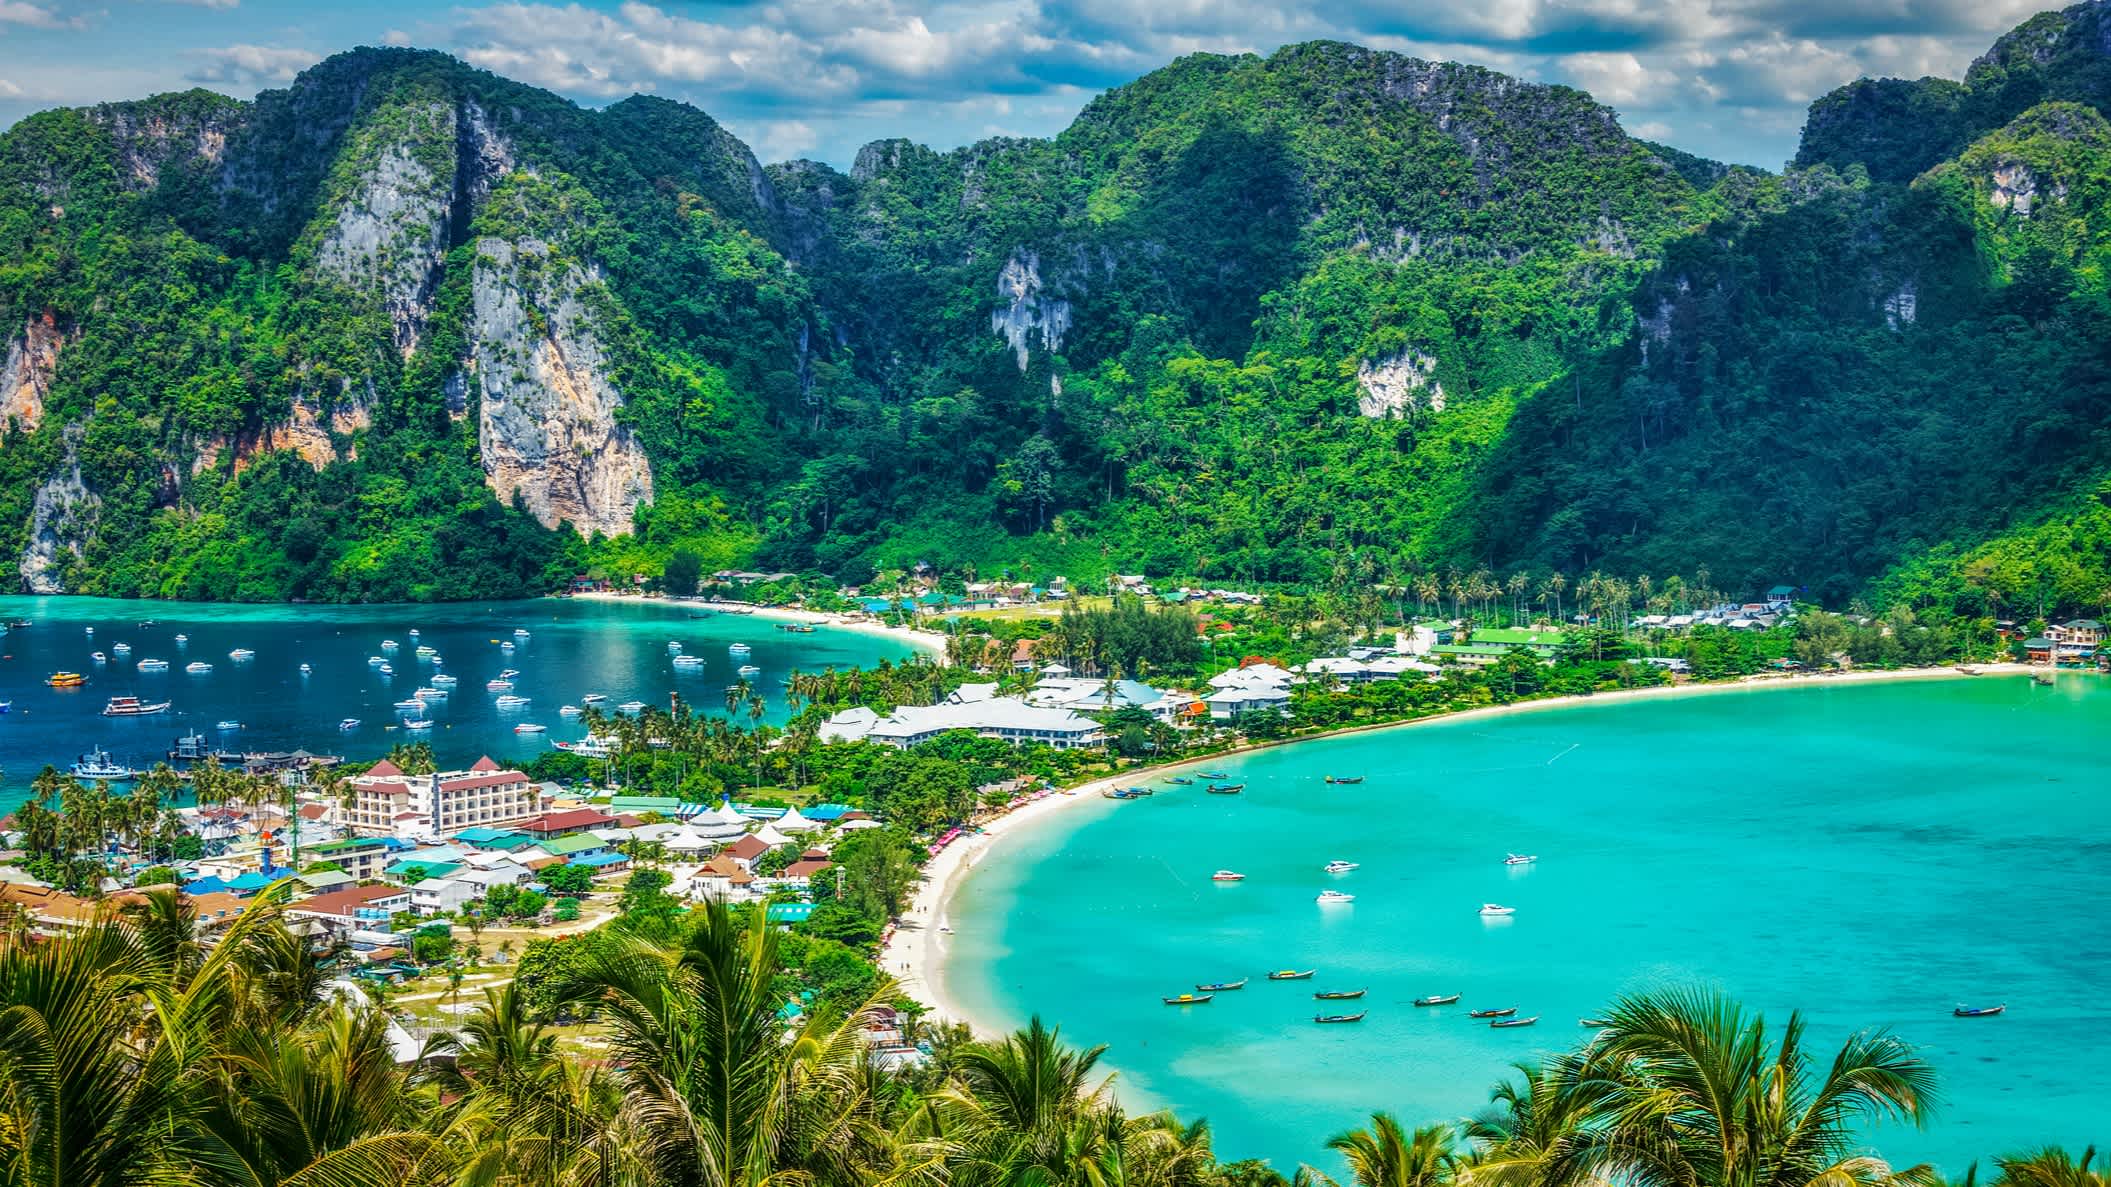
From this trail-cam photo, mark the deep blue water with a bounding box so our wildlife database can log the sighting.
[945,676,2111,1175]
[0,596,922,806]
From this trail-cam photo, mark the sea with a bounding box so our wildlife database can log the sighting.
[943,674,2111,1175]
[0,596,924,808]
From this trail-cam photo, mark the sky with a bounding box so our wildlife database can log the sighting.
[0,0,2063,169]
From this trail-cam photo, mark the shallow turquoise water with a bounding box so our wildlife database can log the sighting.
[0,596,921,807]
[946,676,2111,1174]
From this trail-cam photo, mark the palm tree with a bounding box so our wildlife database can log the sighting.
[1460,1056,1611,1187]
[1545,988,1939,1187]
[1310,1114,1458,1187]
[1994,1148,2105,1187]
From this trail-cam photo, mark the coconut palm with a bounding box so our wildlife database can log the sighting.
[1545,988,1939,1187]
[1459,1055,1612,1187]
[1993,1148,2104,1187]
[1308,1114,1458,1187]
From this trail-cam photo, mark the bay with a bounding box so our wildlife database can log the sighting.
[0,595,925,808]
[945,675,2111,1174]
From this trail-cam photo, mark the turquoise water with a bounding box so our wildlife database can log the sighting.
[946,677,2111,1174]
[0,596,922,807]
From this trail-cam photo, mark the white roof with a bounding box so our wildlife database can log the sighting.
[665,829,716,853]
[1207,686,1289,705]
[753,824,791,847]
[454,864,530,887]
[775,807,818,833]
[947,682,999,704]
[866,698,1101,743]
[1037,662,1072,675]
[818,706,880,743]
[1209,664,1294,690]
[837,818,883,831]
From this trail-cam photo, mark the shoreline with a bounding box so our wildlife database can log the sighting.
[880,661,2046,1032]
[556,591,949,662]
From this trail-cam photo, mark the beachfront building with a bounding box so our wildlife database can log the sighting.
[820,697,1104,749]
[1025,676,1192,721]
[342,758,542,839]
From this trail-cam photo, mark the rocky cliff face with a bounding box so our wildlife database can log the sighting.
[0,313,62,436]
[1355,350,1444,418]
[19,428,99,593]
[991,251,1073,370]
[467,238,653,537]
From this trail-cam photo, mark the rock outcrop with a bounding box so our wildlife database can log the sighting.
[0,313,62,437]
[19,429,100,593]
[466,238,653,537]
[311,103,460,355]
[992,251,1072,370]
[1355,350,1444,418]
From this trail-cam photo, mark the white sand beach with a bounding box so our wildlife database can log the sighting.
[557,591,949,661]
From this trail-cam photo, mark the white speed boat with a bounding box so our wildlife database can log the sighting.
[1317,890,1355,904]
[1323,860,1359,874]
[1480,904,1516,917]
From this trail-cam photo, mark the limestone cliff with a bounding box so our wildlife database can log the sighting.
[0,312,62,436]
[19,428,100,594]
[466,238,653,537]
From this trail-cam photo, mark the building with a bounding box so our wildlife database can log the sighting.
[1026,677,1187,720]
[1204,686,1291,720]
[521,808,621,839]
[412,877,479,915]
[862,698,1104,749]
[2050,619,2104,647]
[285,884,412,933]
[342,757,542,838]
[300,837,396,881]
[538,833,612,862]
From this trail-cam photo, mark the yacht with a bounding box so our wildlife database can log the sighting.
[408,629,420,637]
[367,656,385,666]
[513,722,546,734]
[185,661,213,674]
[377,662,393,675]
[1317,890,1356,904]
[554,737,615,757]
[580,693,608,704]
[299,663,312,674]
[1479,904,1517,917]
[673,654,706,668]
[558,704,583,717]
[667,641,683,653]
[338,717,361,730]
[101,696,170,717]
[495,694,531,708]
[728,642,752,656]
[381,639,399,651]
[500,640,515,652]
[173,633,188,644]
[71,747,135,781]
[229,648,255,661]
[1504,854,1537,866]
[414,687,447,700]
[137,658,170,672]
[394,699,426,710]
[430,673,457,686]
[90,651,106,663]
[1323,860,1360,874]
[737,664,761,677]
[415,645,436,658]
[617,700,647,714]
[513,628,531,638]
[1211,870,1246,882]
[110,642,131,655]
[84,626,93,635]
[498,668,520,679]
[403,718,433,731]
[215,720,241,731]
[486,679,514,691]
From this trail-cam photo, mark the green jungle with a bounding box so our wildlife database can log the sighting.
[3,5,2110,617]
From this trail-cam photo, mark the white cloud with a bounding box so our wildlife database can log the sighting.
[0,79,21,97]
[166,0,240,9]
[383,28,413,47]
[0,1,69,28]
[184,44,320,86]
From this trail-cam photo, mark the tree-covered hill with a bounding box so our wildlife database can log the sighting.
[1,7,2108,613]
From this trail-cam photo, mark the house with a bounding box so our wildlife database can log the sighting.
[779,857,836,885]
[538,833,612,861]
[1208,663,1295,691]
[412,877,479,915]
[1010,639,1038,672]
[521,808,620,839]
[693,856,757,901]
[294,869,356,893]
[818,706,881,743]
[721,834,771,867]
[1460,628,1567,657]
[2050,619,2104,646]
[1026,676,1182,719]
[343,757,542,838]
[285,884,412,933]
[1205,686,1291,721]
[299,837,396,881]
[863,698,1104,749]
[567,851,633,876]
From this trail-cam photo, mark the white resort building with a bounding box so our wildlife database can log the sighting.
[820,697,1105,749]
[343,757,543,838]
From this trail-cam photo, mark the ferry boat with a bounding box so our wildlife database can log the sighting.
[430,673,457,686]
[1314,989,1368,1000]
[338,718,361,731]
[1504,854,1538,866]
[1953,1004,2007,1018]
[1490,1016,1539,1029]
[558,704,583,716]
[1210,870,1246,882]
[513,722,546,734]
[673,655,706,668]
[1469,1007,1518,1019]
[185,662,213,674]
[1316,890,1355,904]
[1413,994,1461,1007]
[1313,1012,1368,1024]
[71,747,135,780]
[137,658,169,672]
[495,695,531,708]
[1323,775,1365,784]
[1323,860,1359,874]
[728,642,752,656]
[47,671,84,687]
[486,680,513,691]
[1267,969,1316,981]
[101,696,170,717]
[580,693,607,704]
[228,648,255,661]
[1479,904,1516,917]
[1161,993,1213,1005]
[1204,783,1244,795]
[1196,978,1247,991]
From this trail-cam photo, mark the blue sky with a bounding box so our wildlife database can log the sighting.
[0,0,2057,169]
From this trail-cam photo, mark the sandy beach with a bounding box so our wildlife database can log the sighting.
[559,590,949,661]
[880,660,2047,1031]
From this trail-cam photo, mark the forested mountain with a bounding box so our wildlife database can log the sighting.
[2,4,2107,610]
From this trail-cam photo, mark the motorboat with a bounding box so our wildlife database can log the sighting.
[667,641,683,653]
[1469,1007,1518,1019]
[736,664,762,677]
[408,629,420,637]
[513,628,531,638]
[430,673,457,686]
[580,693,607,704]
[1480,904,1516,917]
[1490,1017,1540,1029]
[47,671,84,687]
[558,704,583,716]
[338,718,361,730]
[299,663,312,674]
[101,696,170,717]
[499,668,520,679]
[1413,994,1461,1007]
[83,626,93,635]
[1323,860,1359,874]
[673,655,706,668]
[185,661,213,674]
[1314,988,1368,1000]
[137,658,170,672]
[415,646,436,658]
[403,718,433,731]
[393,699,426,710]
[381,640,399,651]
[728,642,752,655]
[1161,993,1213,1005]
[500,641,515,652]
[618,701,647,714]
[486,679,514,691]
[1953,1004,2007,1018]
[173,633,188,644]
[495,695,531,708]
[514,723,546,734]
[90,651,107,663]
[1196,978,1247,991]
[1313,1012,1367,1024]
[1504,854,1538,866]
[414,687,446,700]
[377,663,394,675]
[1204,783,1244,795]
[368,656,385,666]
[110,642,131,654]
[71,747,135,781]
[1268,970,1316,981]
[1210,870,1246,882]
[228,648,255,661]
[0,701,9,713]
[1316,890,1355,904]
[215,720,241,731]
[554,737,615,758]
[1323,776,1365,784]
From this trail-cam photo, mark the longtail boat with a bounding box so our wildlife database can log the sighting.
[1414,994,1461,1007]
[1468,1007,1518,1019]
[1323,776,1365,784]
[1267,969,1316,981]
[1953,1004,2006,1017]
[1314,989,1367,1000]
[1313,1012,1367,1024]
[1490,1016,1539,1028]
[1162,993,1214,1005]
[1196,979,1248,992]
